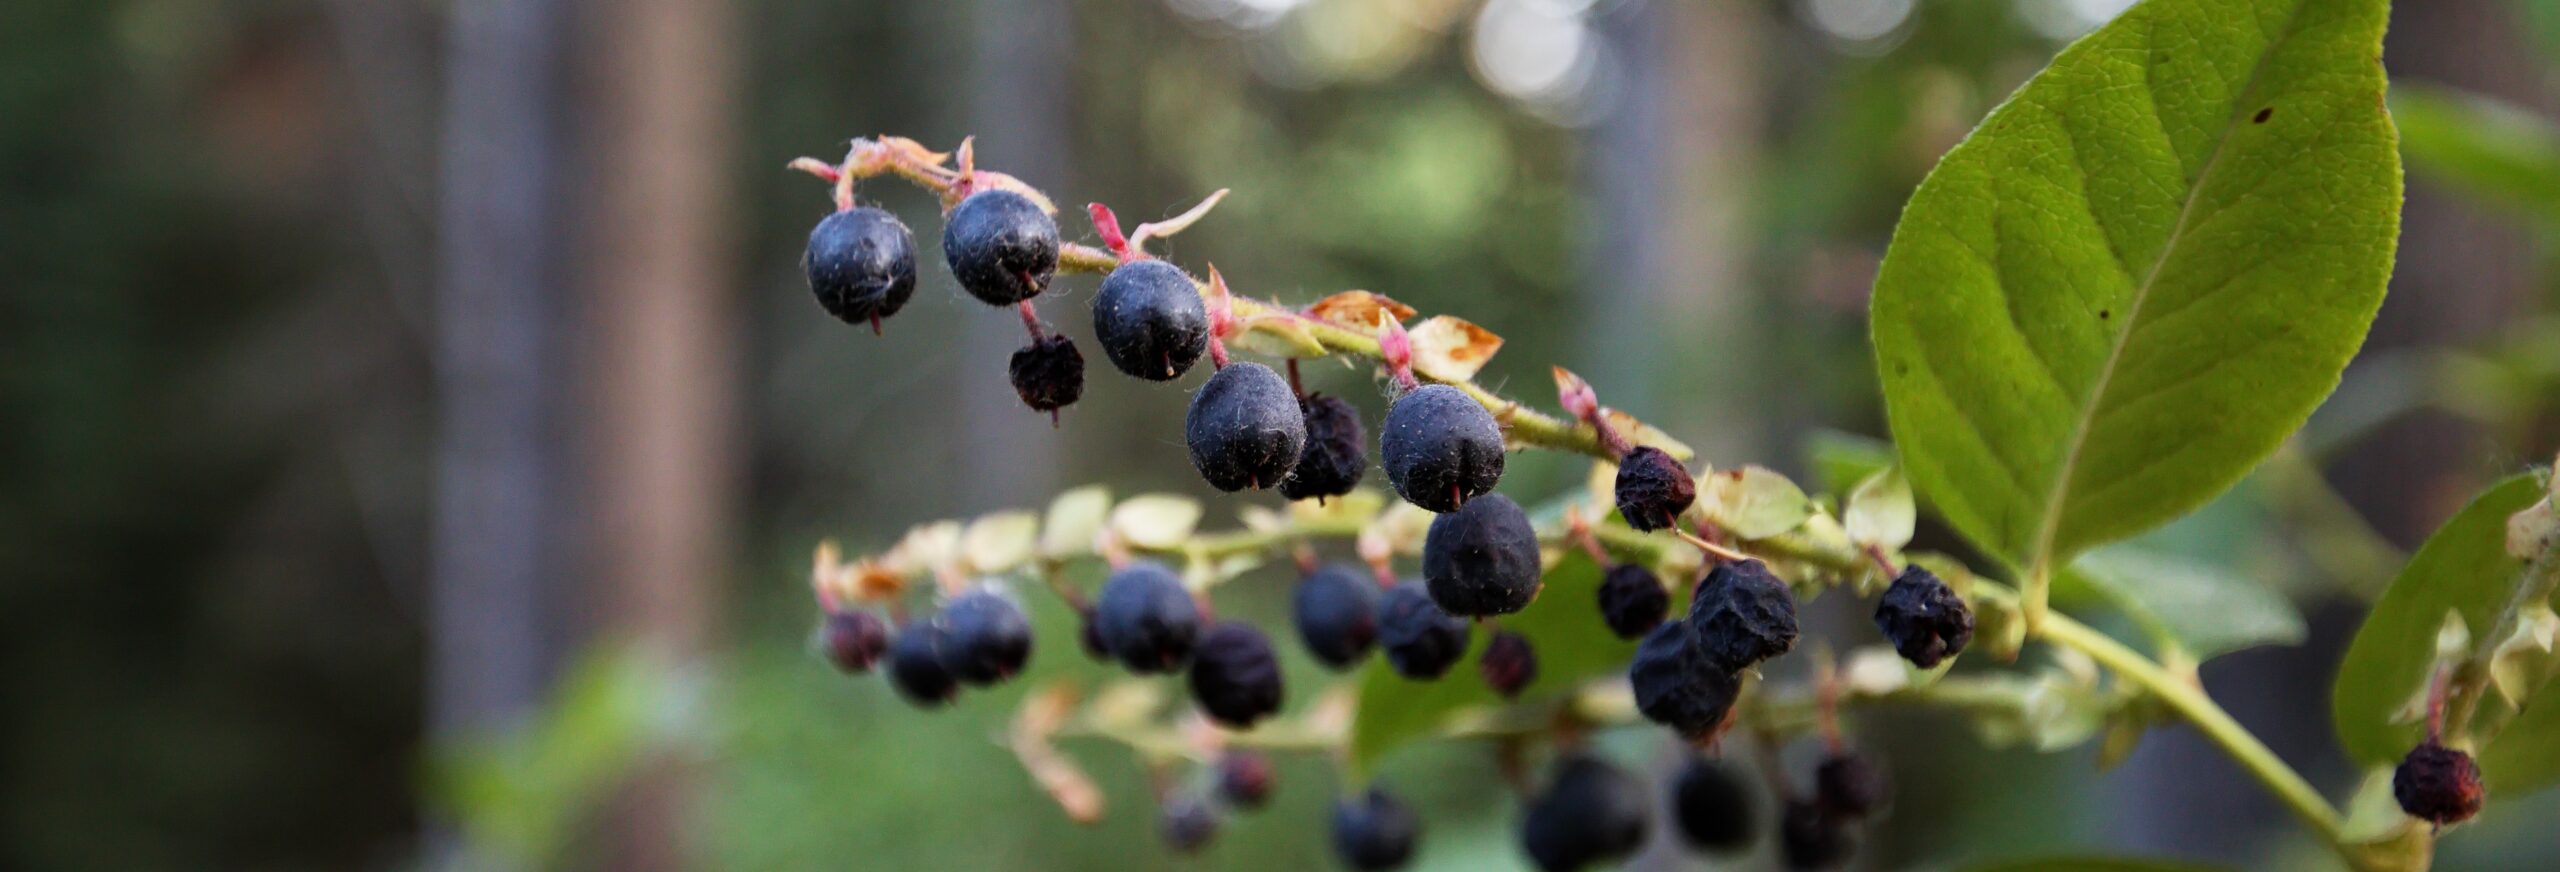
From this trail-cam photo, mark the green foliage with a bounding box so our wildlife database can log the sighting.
[430,645,699,867]
[2481,684,2560,793]
[2332,475,2541,766]
[2061,547,2307,661]
[2390,83,2560,225]
[1963,857,2233,872]
[1871,0,2400,594]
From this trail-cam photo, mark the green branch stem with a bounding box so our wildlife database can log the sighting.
[2444,525,2560,744]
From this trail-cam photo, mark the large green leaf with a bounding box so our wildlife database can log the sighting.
[2333,474,2541,765]
[2480,677,2560,794]
[1871,0,2401,608]
[1347,550,1641,775]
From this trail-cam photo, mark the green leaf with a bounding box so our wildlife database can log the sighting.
[1871,0,2400,608]
[2333,474,2542,765]
[1805,429,1896,497]
[1348,550,1636,775]
[1965,857,2233,872]
[1844,465,1917,551]
[2481,669,2560,794]
[2061,547,2306,660]
[2390,83,2560,224]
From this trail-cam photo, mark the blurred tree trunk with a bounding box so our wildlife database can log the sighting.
[577,0,740,867]
[957,0,1071,509]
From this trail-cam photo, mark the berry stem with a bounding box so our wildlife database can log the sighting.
[1286,358,1303,397]
[1017,300,1046,342]
[2442,494,2560,744]
[1862,543,1901,579]
[1673,527,1750,565]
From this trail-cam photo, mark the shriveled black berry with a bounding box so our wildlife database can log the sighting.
[1185,362,1308,492]
[1814,751,1890,819]
[885,622,958,707]
[819,609,890,673]
[1189,621,1285,729]
[1379,582,1473,680]
[1292,564,1382,669]
[935,587,1034,686]
[1595,564,1670,640]
[1520,755,1651,872]
[1279,393,1368,501]
[1379,384,1505,512]
[1479,631,1539,699]
[942,189,1058,305]
[1613,446,1696,532]
[1008,334,1084,413]
[1332,788,1420,871]
[1689,559,1798,671]
[1092,258,1208,380]
[1093,561,1202,674]
[803,207,917,327]
[1159,793,1221,854]
[2394,740,2485,826]
[1630,620,1741,738]
[1422,493,1541,617]
[1216,750,1275,810]
[1778,800,1856,870]
[1873,566,1974,669]
[1671,756,1757,852]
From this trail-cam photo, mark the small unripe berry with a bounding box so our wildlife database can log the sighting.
[935,587,1034,686]
[1630,620,1741,739]
[1292,564,1382,669]
[1331,788,1420,871]
[2394,741,2484,826]
[1158,793,1221,855]
[1813,751,1890,819]
[1184,362,1308,492]
[1092,259,1209,380]
[1008,335,1084,413]
[1689,559,1799,671]
[1189,621,1285,729]
[1873,566,1974,668]
[1422,493,1542,617]
[1613,446,1696,532]
[819,609,890,673]
[885,622,959,707]
[942,189,1058,305]
[1092,561,1202,674]
[1519,755,1651,872]
[1279,394,1368,502]
[803,207,917,327]
[1379,384,1505,512]
[1215,750,1276,810]
[1479,631,1539,699]
[1379,581,1473,680]
[1778,800,1857,870]
[1595,564,1670,640]
[1671,756,1757,853]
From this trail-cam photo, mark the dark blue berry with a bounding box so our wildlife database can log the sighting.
[1873,566,1973,669]
[1378,582,1472,680]
[2395,741,2484,826]
[1520,755,1651,872]
[1630,619,1740,739]
[1078,610,1110,662]
[1092,258,1209,380]
[1292,564,1382,669]
[1688,559,1798,671]
[1421,493,1541,617]
[1778,800,1856,870]
[1613,446,1695,532]
[1379,384,1505,512]
[1672,756,1757,852]
[1479,630,1539,699]
[935,587,1033,686]
[942,189,1058,305]
[819,609,890,673]
[1189,621,1285,729]
[1185,362,1307,492]
[803,207,917,327]
[1093,561,1202,674]
[1008,334,1084,413]
[1814,751,1889,819]
[1595,564,1670,640]
[1159,793,1221,854]
[1279,393,1368,502]
[1216,750,1275,810]
[1332,788,1420,871]
[885,622,958,707]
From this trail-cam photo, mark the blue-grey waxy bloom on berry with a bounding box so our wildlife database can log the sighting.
[1184,362,1307,492]
[1158,793,1220,854]
[1613,445,1696,532]
[942,189,1058,305]
[1520,754,1651,872]
[1688,559,1798,671]
[1292,563,1381,669]
[1188,621,1284,729]
[935,587,1033,686]
[1332,788,1420,871]
[1380,384,1504,512]
[1378,581,1471,680]
[1092,561,1201,674]
[1279,393,1367,501]
[803,207,917,327]
[1421,493,1541,617]
[1092,258,1210,380]
[819,609,890,673]
[1596,563,1670,640]
[1873,565,1973,668]
[1672,756,1758,853]
[885,622,958,707]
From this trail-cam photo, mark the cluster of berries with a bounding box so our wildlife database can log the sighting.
[817,583,1034,707]
[1774,749,1890,870]
[1503,747,1883,872]
[1630,559,1800,739]
[1153,749,1278,855]
[1083,560,1285,728]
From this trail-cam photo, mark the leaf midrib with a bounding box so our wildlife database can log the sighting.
[2022,0,2313,573]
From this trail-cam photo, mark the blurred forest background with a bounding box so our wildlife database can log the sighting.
[4,0,2558,869]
